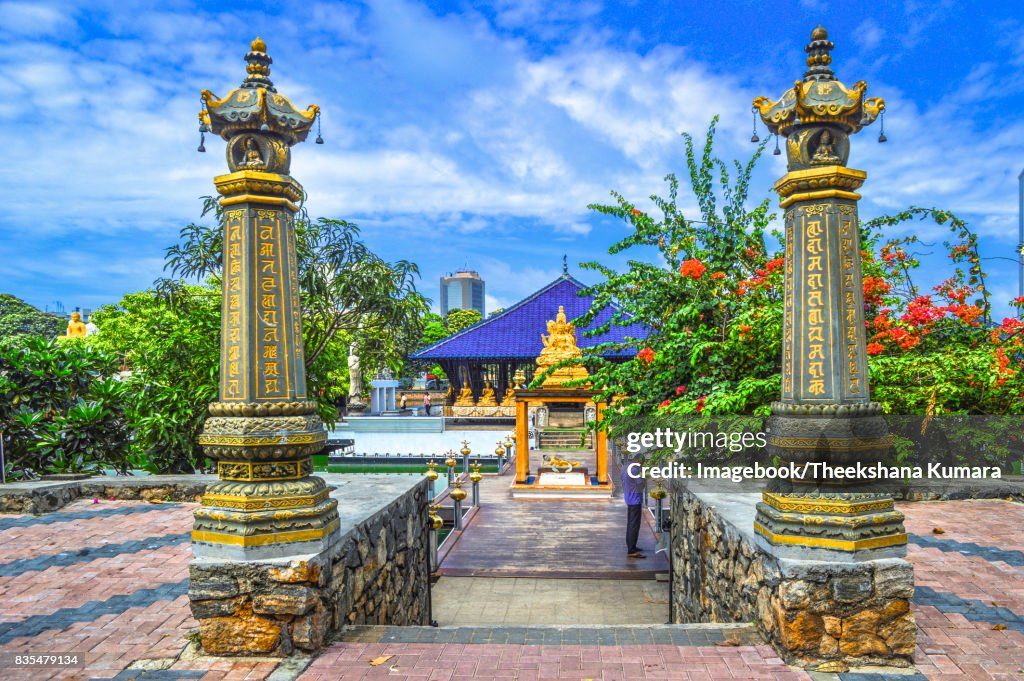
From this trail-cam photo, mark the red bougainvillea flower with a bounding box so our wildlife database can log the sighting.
[675,385,687,395]
[679,259,707,279]
[695,395,707,413]
[710,271,726,280]
[866,342,885,356]
[630,208,642,217]
[636,347,656,363]
[862,276,891,306]
[659,399,671,408]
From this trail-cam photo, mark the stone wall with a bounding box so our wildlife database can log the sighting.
[188,477,431,656]
[0,475,213,514]
[669,484,915,668]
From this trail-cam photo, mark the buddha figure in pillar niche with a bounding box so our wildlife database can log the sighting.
[478,381,498,407]
[65,312,87,338]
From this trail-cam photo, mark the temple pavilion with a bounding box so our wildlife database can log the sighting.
[410,271,647,415]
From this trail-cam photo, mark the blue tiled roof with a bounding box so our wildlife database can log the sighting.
[412,275,648,360]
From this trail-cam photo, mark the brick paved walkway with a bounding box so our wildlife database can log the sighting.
[0,495,1022,679]
[900,499,1024,680]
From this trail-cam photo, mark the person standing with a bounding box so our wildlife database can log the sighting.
[400,393,408,410]
[422,392,432,416]
[621,457,646,558]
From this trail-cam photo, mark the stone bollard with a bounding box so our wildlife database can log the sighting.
[449,480,467,530]
[469,462,483,507]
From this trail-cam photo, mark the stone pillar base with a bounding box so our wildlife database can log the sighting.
[670,484,915,668]
[754,492,907,562]
[189,476,431,656]
[194,404,340,561]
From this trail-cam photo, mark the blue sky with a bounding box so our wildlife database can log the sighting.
[2,0,1023,318]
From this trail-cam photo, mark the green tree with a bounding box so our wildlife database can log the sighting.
[578,118,777,417]
[445,308,482,334]
[164,198,429,416]
[0,294,63,350]
[88,285,220,473]
[580,119,1024,427]
[0,338,131,480]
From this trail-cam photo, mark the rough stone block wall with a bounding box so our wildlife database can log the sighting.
[189,479,430,656]
[669,487,915,668]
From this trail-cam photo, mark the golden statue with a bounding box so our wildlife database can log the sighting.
[478,380,498,407]
[65,311,87,338]
[454,379,475,407]
[242,137,265,169]
[545,454,583,470]
[535,306,589,388]
[811,129,840,165]
[501,385,516,407]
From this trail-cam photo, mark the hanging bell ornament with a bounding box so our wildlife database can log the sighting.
[773,135,781,155]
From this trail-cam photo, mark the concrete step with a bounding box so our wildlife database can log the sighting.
[338,623,762,646]
[537,431,593,448]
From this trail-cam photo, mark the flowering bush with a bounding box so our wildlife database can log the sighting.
[577,120,1024,420]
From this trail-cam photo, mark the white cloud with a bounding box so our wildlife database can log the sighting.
[2,0,1021,321]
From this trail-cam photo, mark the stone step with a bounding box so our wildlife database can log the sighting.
[537,431,594,448]
[338,623,762,646]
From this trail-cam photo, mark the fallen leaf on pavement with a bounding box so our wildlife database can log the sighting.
[368,655,394,666]
[992,624,1007,631]
[932,527,945,535]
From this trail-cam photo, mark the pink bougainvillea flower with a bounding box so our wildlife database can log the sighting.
[636,347,656,363]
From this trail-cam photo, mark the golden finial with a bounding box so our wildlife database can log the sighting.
[810,25,828,41]
[650,481,668,500]
[445,451,457,468]
[424,460,439,482]
[469,463,483,484]
[429,503,444,529]
[250,36,267,53]
[460,440,471,457]
[504,434,514,448]
[495,441,505,457]
[449,480,467,502]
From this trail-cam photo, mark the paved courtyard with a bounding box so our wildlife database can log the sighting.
[0,496,1021,679]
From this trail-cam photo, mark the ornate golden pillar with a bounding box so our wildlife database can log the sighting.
[192,38,339,559]
[751,26,906,559]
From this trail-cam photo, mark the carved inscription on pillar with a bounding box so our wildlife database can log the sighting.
[785,201,870,404]
[838,204,868,400]
[223,209,247,400]
[782,212,796,400]
[256,209,286,399]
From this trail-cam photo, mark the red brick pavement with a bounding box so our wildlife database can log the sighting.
[900,500,1024,680]
[0,497,1023,680]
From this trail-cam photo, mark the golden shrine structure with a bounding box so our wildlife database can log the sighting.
[509,306,612,500]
